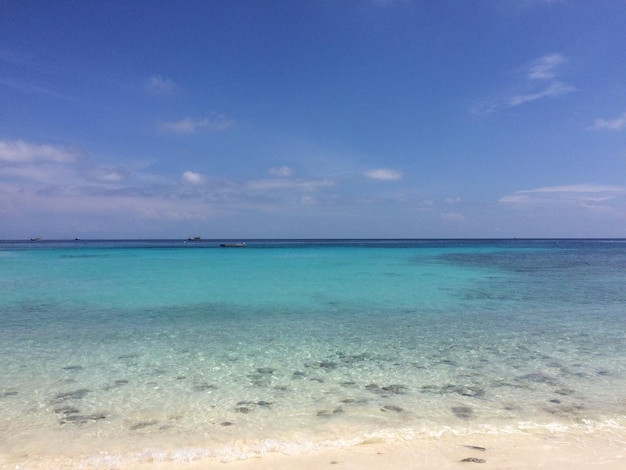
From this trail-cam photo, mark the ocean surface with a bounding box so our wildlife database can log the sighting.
[1,239,625,467]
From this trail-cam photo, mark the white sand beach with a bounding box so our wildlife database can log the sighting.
[6,428,624,470]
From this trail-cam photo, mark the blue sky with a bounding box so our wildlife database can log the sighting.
[1,0,625,239]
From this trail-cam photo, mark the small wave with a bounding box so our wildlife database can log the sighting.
[16,419,623,469]
[72,436,370,468]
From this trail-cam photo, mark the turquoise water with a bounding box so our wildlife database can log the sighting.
[1,239,625,465]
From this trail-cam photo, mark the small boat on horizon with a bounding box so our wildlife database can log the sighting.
[187,236,202,241]
[30,237,42,241]
[220,242,246,248]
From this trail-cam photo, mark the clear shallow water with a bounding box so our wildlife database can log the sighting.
[1,239,625,465]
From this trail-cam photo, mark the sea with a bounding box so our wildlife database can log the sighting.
[1,239,625,467]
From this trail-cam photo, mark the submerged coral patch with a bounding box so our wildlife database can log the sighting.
[452,406,473,419]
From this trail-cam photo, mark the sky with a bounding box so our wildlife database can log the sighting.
[1,0,626,239]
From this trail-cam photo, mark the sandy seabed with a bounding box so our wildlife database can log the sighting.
[4,429,625,470]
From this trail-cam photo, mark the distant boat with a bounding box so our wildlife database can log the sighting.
[30,237,42,241]
[220,242,246,248]
[187,236,201,241]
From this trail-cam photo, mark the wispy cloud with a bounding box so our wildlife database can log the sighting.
[364,168,403,181]
[246,178,334,192]
[506,81,575,107]
[0,140,81,164]
[0,164,78,186]
[489,0,565,14]
[84,166,126,184]
[527,53,565,80]
[0,49,79,102]
[0,77,81,102]
[516,184,623,194]
[269,166,294,177]
[476,53,575,113]
[145,74,178,94]
[592,112,626,131]
[159,115,234,134]
[300,196,317,205]
[504,54,575,106]
[499,184,625,207]
[0,47,32,66]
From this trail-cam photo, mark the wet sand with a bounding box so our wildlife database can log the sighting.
[6,428,625,469]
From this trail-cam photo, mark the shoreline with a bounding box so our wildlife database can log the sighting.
[4,428,625,469]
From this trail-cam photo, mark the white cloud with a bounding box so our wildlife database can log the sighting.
[491,0,565,10]
[0,138,349,236]
[506,81,576,107]
[498,194,530,204]
[269,166,294,177]
[159,115,234,134]
[527,53,565,80]
[85,166,125,184]
[0,140,80,164]
[0,76,80,102]
[499,184,625,207]
[145,75,177,94]
[0,164,77,185]
[364,168,403,181]
[246,178,333,192]
[444,197,461,204]
[476,53,575,113]
[182,171,206,185]
[520,184,624,194]
[592,112,626,131]
[3,187,215,221]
